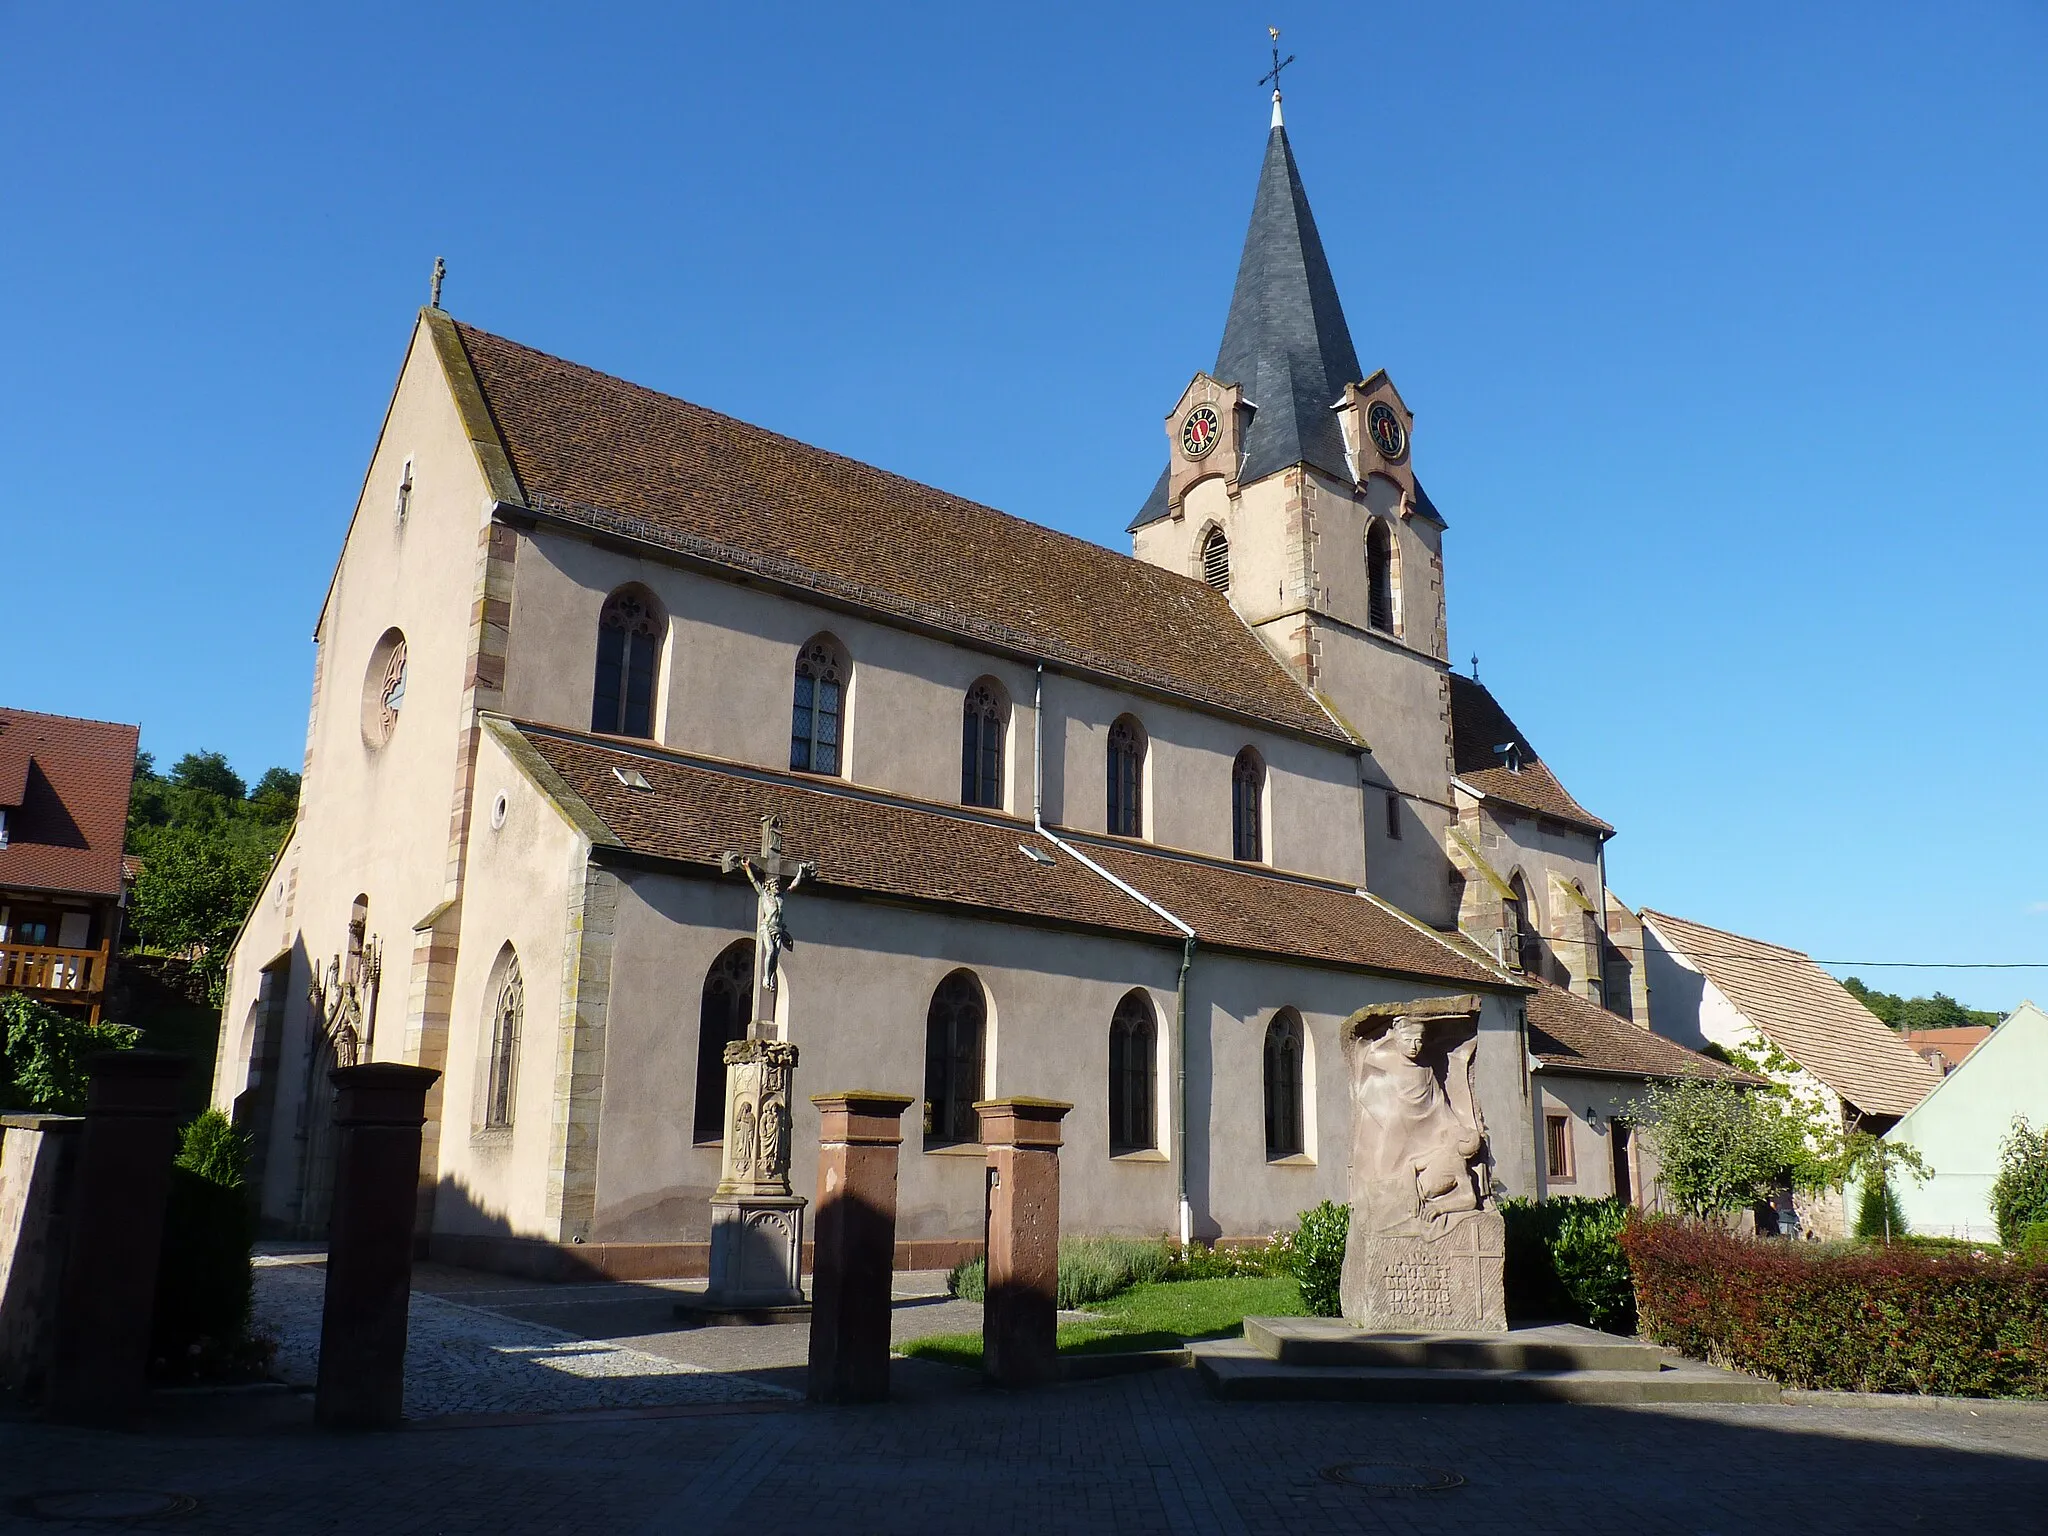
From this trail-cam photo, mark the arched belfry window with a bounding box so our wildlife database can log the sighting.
[1264,1009,1305,1159]
[923,970,987,1145]
[592,586,662,739]
[1109,990,1158,1153]
[693,940,754,1143]
[1231,748,1264,862]
[1366,518,1398,635]
[482,948,523,1130]
[1201,526,1231,592]
[1107,715,1146,838]
[960,678,1008,809]
[790,635,848,776]
[1505,872,1536,974]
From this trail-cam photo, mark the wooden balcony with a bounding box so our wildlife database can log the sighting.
[0,940,111,1020]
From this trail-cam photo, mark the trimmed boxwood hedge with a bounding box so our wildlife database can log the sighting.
[1622,1216,2048,1397]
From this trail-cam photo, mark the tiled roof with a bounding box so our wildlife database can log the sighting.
[445,320,1346,746]
[0,708,139,900]
[1641,910,1941,1118]
[1447,674,1611,833]
[502,720,1504,991]
[1526,979,1755,1084]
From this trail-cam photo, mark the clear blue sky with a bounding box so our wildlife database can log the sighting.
[4,3,2043,1008]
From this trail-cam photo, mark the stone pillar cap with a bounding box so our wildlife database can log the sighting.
[0,1113,84,1132]
[812,1091,915,1146]
[810,1091,917,1113]
[975,1097,1073,1150]
[329,1063,441,1127]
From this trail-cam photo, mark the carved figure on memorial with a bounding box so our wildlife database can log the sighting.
[731,1100,758,1177]
[1338,994,1507,1332]
[761,1097,789,1180]
[721,814,815,1030]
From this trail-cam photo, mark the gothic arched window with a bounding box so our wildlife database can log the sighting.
[1366,518,1398,635]
[592,586,663,739]
[923,970,987,1145]
[790,635,848,776]
[1231,747,1264,862]
[693,940,754,1143]
[1505,872,1536,974]
[483,948,523,1130]
[1201,526,1231,592]
[1109,990,1157,1153]
[1107,715,1146,838]
[960,678,1008,809]
[1264,1009,1305,1159]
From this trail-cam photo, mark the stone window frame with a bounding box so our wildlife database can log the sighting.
[1199,523,1231,592]
[1230,746,1265,863]
[360,628,408,748]
[476,943,523,1136]
[1544,1111,1575,1184]
[1365,516,1401,637]
[592,584,664,740]
[1108,989,1158,1154]
[923,969,989,1148]
[1106,714,1147,839]
[1262,1008,1307,1161]
[693,939,755,1145]
[959,677,1009,811]
[790,633,850,777]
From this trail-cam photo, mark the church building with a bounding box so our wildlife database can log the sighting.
[213,93,1717,1274]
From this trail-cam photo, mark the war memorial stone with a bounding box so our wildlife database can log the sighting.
[1337,995,1507,1333]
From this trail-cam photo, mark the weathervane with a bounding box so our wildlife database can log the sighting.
[1260,26,1295,97]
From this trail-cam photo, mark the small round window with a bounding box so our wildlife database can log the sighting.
[362,628,409,747]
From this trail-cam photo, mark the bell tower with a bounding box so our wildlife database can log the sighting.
[1128,89,1460,925]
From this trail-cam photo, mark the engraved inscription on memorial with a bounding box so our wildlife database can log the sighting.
[1380,1258,1455,1320]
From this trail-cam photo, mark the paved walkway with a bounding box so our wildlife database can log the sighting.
[2,1258,2044,1533]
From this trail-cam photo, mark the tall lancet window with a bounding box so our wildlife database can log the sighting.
[1109,991,1158,1153]
[1201,526,1231,592]
[482,949,523,1131]
[694,940,754,1143]
[1231,747,1264,862]
[923,970,988,1145]
[790,635,848,776]
[1107,715,1146,838]
[592,586,662,738]
[1263,1009,1305,1159]
[1366,519,1398,635]
[960,678,1007,809]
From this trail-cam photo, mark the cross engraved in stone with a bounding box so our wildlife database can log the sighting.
[720,814,817,1033]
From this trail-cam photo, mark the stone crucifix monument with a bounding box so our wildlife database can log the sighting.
[697,814,816,1318]
[1338,994,1507,1333]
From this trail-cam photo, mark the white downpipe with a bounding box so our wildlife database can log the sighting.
[1033,664,1196,1246]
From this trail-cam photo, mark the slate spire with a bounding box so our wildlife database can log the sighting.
[1213,115,1362,488]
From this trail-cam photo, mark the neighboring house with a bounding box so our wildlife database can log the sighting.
[1524,978,1756,1207]
[1881,1002,2048,1243]
[0,707,140,1027]
[1641,909,1941,1235]
[213,98,1546,1261]
[1905,1026,1993,1077]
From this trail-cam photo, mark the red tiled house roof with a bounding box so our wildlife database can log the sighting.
[1448,674,1611,834]
[0,707,140,899]
[440,317,1349,746]
[1525,979,1756,1084]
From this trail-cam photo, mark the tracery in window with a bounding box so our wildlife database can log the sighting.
[1231,747,1264,862]
[483,949,522,1130]
[960,678,1008,809]
[592,586,663,739]
[1109,990,1157,1152]
[923,970,988,1145]
[1264,1009,1305,1159]
[1107,715,1146,838]
[361,628,409,747]
[790,635,848,776]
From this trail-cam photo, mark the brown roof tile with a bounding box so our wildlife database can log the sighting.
[0,708,139,900]
[1641,910,1941,1118]
[1526,979,1755,1083]
[505,721,1502,990]
[1448,674,1610,833]
[449,321,1346,745]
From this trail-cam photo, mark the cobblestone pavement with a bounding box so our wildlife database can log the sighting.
[252,1256,797,1417]
[7,1259,2044,1533]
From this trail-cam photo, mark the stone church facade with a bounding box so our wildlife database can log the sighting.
[212,100,1717,1274]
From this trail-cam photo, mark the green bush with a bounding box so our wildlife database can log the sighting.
[150,1110,261,1383]
[2020,1222,2048,1264]
[1992,1118,2048,1248]
[1854,1173,1910,1242]
[0,992,138,1113]
[1551,1200,1635,1332]
[1291,1200,1349,1317]
[1623,1215,2048,1397]
[945,1236,1172,1310]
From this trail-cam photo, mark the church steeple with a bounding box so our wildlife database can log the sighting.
[1212,111,1361,489]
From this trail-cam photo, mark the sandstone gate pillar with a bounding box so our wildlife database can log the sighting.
[807,1091,913,1404]
[46,1051,188,1426]
[977,1097,1071,1389]
[0,1114,83,1400]
[315,1063,438,1430]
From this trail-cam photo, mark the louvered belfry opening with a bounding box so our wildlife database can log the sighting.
[1201,526,1231,592]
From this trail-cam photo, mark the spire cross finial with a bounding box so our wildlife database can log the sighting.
[1259,26,1295,99]
[430,256,446,310]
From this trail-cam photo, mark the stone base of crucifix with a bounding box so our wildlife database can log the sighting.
[677,1036,809,1323]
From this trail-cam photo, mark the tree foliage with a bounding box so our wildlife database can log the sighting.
[1292,1199,1350,1317]
[1992,1118,2048,1248]
[0,992,139,1112]
[1842,977,2002,1032]
[1630,1077,1818,1218]
[125,750,299,1001]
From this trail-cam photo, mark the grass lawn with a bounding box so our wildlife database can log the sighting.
[899,1275,1306,1371]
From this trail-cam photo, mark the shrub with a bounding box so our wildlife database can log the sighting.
[1854,1173,1909,1243]
[150,1110,262,1383]
[1629,1076,1814,1218]
[1502,1196,1634,1330]
[2021,1223,2048,1264]
[945,1236,1172,1310]
[1292,1200,1349,1317]
[1992,1118,2048,1248]
[1622,1214,2048,1397]
[0,993,138,1113]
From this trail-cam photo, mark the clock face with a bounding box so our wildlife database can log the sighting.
[1181,404,1222,459]
[1367,401,1406,461]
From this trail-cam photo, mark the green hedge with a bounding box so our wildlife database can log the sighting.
[1622,1215,2048,1397]
[150,1110,261,1382]
[1501,1197,1634,1331]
